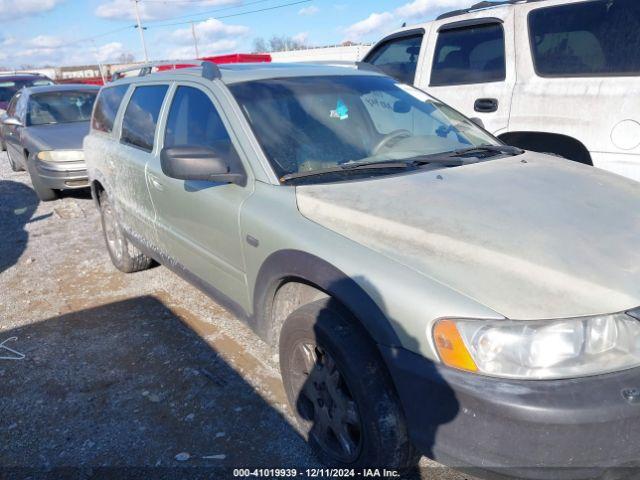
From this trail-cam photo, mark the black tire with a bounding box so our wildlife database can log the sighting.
[99,190,153,273]
[25,155,56,200]
[279,298,417,469]
[7,152,24,172]
[1,139,6,152]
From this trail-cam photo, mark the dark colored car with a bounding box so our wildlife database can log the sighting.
[1,84,99,201]
[0,73,53,112]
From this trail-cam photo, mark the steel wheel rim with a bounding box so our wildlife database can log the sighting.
[103,203,124,261]
[290,341,363,463]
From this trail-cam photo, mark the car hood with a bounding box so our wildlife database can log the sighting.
[296,152,640,320]
[25,122,89,152]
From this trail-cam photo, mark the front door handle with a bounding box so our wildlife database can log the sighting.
[149,175,164,191]
[474,98,499,113]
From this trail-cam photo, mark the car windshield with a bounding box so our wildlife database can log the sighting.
[229,75,498,179]
[0,79,53,103]
[27,90,97,126]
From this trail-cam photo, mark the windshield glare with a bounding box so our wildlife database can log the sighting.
[230,75,498,179]
[28,90,97,126]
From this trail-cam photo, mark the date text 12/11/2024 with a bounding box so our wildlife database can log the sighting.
[233,469,402,478]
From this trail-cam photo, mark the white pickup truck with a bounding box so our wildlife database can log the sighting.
[363,0,640,181]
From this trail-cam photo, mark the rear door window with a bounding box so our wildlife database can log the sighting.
[366,34,423,84]
[121,85,168,152]
[430,23,506,86]
[529,0,640,76]
[92,84,129,133]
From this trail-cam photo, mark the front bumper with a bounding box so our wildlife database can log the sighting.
[380,345,640,479]
[35,159,89,189]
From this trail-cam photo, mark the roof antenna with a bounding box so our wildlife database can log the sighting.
[401,22,407,27]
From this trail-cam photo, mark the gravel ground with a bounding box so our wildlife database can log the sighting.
[0,152,476,480]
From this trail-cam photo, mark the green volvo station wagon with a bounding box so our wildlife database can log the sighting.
[85,62,640,479]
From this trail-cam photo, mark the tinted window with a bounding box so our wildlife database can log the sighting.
[366,34,423,84]
[529,0,640,76]
[121,85,168,152]
[27,90,97,126]
[92,84,129,133]
[431,24,505,86]
[165,86,230,148]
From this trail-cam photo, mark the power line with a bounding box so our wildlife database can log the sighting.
[143,0,280,25]
[147,0,312,28]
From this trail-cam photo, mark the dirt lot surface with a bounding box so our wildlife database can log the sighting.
[0,153,476,480]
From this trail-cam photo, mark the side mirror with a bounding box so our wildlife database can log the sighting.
[2,116,22,127]
[469,117,485,129]
[160,145,246,186]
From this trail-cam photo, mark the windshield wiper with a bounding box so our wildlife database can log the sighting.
[280,160,418,183]
[449,144,524,158]
[279,145,525,183]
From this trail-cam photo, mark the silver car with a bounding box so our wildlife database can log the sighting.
[84,62,640,479]
[1,84,98,201]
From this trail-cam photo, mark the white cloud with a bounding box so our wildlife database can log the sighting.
[11,35,133,67]
[96,0,241,21]
[298,5,319,16]
[165,18,250,59]
[344,0,471,41]
[29,35,65,48]
[0,0,64,20]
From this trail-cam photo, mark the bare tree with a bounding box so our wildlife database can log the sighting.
[252,35,307,53]
[252,37,269,53]
[116,53,135,64]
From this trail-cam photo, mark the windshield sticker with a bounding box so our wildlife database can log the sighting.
[330,99,349,120]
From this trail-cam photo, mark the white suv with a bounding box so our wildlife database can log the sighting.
[364,0,640,180]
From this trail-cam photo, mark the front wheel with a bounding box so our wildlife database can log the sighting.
[279,299,417,469]
[99,190,153,273]
[8,151,24,173]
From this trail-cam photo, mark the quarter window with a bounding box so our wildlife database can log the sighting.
[121,85,168,152]
[164,86,231,149]
[92,84,129,133]
[366,34,423,84]
[430,23,506,86]
[529,0,640,76]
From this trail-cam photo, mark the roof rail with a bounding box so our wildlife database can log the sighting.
[201,61,221,80]
[436,0,547,21]
[110,60,201,81]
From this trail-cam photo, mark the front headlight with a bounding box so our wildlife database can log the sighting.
[433,311,640,379]
[37,150,84,162]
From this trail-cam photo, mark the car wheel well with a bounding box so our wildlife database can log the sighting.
[498,131,593,165]
[268,279,329,347]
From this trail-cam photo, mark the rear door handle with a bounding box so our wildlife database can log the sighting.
[474,98,499,113]
[148,175,164,191]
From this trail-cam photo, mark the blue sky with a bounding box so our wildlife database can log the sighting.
[0,0,472,68]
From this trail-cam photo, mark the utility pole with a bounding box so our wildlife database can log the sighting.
[190,22,200,59]
[90,39,107,84]
[133,0,149,63]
